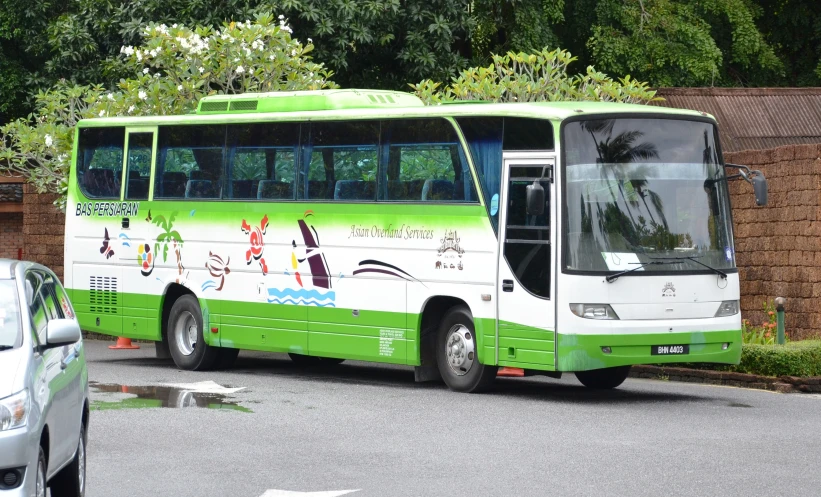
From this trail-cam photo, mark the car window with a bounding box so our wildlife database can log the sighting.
[0,281,22,349]
[53,280,75,320]
[40,273,64,321]
[26,272,49,342]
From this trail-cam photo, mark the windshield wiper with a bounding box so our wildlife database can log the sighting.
[0,345,14,351]
[650,255,727,280]
[605,260,675,283]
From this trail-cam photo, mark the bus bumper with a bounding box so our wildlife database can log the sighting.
[556,329,741,372]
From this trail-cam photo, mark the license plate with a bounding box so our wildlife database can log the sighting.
[651,344,689,355]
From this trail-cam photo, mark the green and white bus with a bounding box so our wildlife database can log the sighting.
[64,89,767,392]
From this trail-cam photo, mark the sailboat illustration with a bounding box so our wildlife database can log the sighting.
[296,211,332,289]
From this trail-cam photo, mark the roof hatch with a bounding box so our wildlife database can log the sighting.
[196,89,425,114]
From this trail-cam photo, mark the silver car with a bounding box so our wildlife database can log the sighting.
[0,260,89,497]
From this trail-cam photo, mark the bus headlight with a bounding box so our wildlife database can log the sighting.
[714,300,739,317]
[0,390,29,432]
[570,304,620,320]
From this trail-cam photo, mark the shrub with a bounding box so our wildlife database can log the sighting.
[733,341,821,377]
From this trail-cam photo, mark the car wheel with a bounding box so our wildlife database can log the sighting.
[50,424,86,497]
[167,295,217,370]
[35,447,46,497]
[574,366,632,389]
[288,353,345,366]
[435,306,496,393]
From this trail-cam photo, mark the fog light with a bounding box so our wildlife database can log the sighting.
[722,342,729,350]
[601,346,612,354]
[2,469,21,488]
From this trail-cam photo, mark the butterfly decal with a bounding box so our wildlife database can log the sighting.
[100,228,115,259]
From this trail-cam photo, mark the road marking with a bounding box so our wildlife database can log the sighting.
[159,380,245,394]
[260,490,359,497]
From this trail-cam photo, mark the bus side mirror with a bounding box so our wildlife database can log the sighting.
[526,181,545,216]
[752,173,768,206]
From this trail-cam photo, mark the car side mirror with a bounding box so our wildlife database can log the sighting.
[45,319,82,349]
[752,174,768,206]
[526,181,545,216]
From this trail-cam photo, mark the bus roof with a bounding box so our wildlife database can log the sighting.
[77,90,714,128]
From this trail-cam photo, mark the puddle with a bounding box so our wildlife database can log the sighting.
[727,402,753,408]
[90,382,252,412]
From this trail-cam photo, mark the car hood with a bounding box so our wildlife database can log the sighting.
[0,347,26,398]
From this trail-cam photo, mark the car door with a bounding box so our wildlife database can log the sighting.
[496,157,557,369]
[26,270,73,470]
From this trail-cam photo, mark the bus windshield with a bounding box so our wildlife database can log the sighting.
[563,117,734,274]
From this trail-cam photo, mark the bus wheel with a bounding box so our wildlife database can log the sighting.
[288,353,345,366]
[436,306,496,393]
[574,366,632,389]
[167,295,218,370]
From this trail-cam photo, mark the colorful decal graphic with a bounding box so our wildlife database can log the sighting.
[100,228,115,259]
[144,209,152,223]
[119,233,131,248]
[173,240,187,284]
[354,259,422,283]
[268,211,336,307]
[242,214,269,275]
[436,230,465,270]
[137,243,155,276]
[204,252,231,291]
[152,212,184,264]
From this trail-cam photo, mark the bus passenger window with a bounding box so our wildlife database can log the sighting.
[381,119,478,203]
[226,123,299,200]
[301,121,379,201]
[155,125,226,199]
[77,127,125,199]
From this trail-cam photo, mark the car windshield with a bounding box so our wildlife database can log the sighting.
[0,280,22,349]
[563,118,734,274]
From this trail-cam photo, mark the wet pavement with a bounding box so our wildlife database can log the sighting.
[83,340,821,497]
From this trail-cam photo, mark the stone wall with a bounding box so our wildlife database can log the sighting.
[0,213,23,259]
[22,183,66,281]
[726,144,821,340]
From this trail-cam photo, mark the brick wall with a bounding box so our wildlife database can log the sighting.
[22,183,66,281]
[0,213,23,259]
[726,144,821,340]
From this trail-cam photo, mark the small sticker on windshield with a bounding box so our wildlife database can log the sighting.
[490,194,499,216]
[725,246,733,261]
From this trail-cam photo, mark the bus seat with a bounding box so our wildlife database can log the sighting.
[84,169,118,197]
[307,180,334,200]
[387,180,426,201]
[232,180,257,199]
[129,170,141,180]
[258,180,293,200]
[161,172,187,198]
[421,179,454,201]
[334,180,375,201]
[127,179,148,199]
[189,170,205,180]
[185,179,215,198]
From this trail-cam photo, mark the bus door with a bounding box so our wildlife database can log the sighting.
[496,157,556,369]
[120,126,158,340]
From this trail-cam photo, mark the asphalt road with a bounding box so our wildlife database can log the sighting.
[82,340,821,497]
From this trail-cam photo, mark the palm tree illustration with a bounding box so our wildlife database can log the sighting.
[153,212,184,268]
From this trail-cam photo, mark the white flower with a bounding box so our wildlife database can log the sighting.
[291,49,297,56]
[106,93,114,101]
[44,135,53,147]
[150,48,159,57]
[278,14,285,20]
[143,67,150,74]
[177,85,183,91]
[138,90,147,100]
[99,110,106,117]
[236,65,245,74]
[269,55,275,61]
[307,38,312,43]
[198,66,205,73]
[172,23,178,28]
[128,105,135,113]
[135,50,142,62]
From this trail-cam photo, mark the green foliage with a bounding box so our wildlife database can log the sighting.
[741,300,781,345]
[0,13,336,207]
[410,48,660,105]
[733,341,821,377]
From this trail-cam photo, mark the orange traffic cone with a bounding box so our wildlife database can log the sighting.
[109,337,140,350]
[497,367,525,377]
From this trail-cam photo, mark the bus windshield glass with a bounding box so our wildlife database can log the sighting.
[563,117,734,274]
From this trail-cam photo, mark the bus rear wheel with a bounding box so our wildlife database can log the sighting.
[574,366,632,389]
[436,306,496,393]
[167,295,218,370]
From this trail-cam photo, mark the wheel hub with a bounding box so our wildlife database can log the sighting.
[445,325,474,376]
[174,311,198,356]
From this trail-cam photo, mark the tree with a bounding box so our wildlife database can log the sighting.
[0,13,336,207]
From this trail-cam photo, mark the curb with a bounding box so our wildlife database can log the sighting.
[630,365,821,393]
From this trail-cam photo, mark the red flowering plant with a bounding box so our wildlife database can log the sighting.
[741,300,786,345]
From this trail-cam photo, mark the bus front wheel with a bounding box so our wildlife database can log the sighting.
[167,295,218,370]
[436,306,496,393]
[574,366,632,389]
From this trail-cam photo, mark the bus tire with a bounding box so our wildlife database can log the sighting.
[288,353,344,366]
[167,295,218,370]
[574,366,631,389]
[436,306,496,393]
